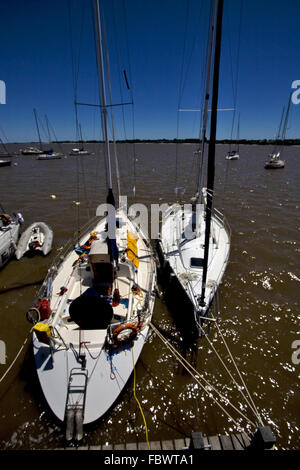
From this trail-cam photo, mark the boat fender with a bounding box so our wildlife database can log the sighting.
[112,288,121,307]
[0,213,11,226]
[112,323,139,343]
[36,298,52,320]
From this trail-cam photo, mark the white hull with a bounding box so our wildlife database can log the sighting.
[31,209,156,425]
[15,222,53,260]
[158,201,230,325]
[0,223,20,268]
[33,322,151,424]
[69,149,90,156]
[37,153,63,160]
[225,152,239,160]
[0,159,12,167]
[264,153,284,169]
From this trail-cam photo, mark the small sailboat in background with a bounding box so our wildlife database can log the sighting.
[225,113,240,160]
[264,98,290,169]
[21,146,43,155]
[69,125,91,155]
[157,0,230,337]
[31,109,63,160]
[0,137,12,166]
[27,0,156,440]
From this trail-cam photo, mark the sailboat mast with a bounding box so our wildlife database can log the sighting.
[199,0,224,307]
[197,0,217,200]
[45,115,51,143]
[281,94,292,143]
[33,108,42,150]
[237,113,240,153]
[0,137,9,155]
[93,0,114,198]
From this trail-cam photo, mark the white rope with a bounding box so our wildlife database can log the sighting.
[195,317,263,425]
[214,320,264,426]
[150,322,255,432]
[0,327,33,384]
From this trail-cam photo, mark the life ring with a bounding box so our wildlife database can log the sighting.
[112,323,139,343]
[26,307,40,324]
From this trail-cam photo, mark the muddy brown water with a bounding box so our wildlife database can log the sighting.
[0,143,299,449]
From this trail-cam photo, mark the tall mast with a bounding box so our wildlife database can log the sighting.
[197,0,217,200]
[45,115,51,143]
[0,137,9,155]
[237,112,240,152]
[93,0,117,260]
[93,0,114,203]
[33,108,42,150]
[274,107,285,154]
[199,0,224,307]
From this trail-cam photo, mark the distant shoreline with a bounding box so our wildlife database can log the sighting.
[5,139,300,146]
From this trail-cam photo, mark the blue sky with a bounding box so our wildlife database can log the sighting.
[0,0,300,142]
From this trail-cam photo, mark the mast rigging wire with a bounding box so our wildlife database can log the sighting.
[150,322,254,433]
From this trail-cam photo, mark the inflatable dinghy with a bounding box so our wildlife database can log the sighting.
[16,222,53,260]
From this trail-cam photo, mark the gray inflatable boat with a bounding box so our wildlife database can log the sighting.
[16,222,53,260]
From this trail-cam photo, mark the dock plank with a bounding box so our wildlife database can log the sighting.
[126,442,138,450]
[208,435,222,450]
[162,440,174,450]
[220,435,234,450]
[231,434,245,450]
[138,442,149,450]
[149,441,162,450]
[114,444,126,450]
[241,432,251,448]
[174,439,185,450]
[203,436,210,450]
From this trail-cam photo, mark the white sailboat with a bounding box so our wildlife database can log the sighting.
[32,109,63,160]
[264,98,290,170]
[21,146,43,155]
[225,113,240,160]
[27,0,156,440]
[157,0,230,335]
[0,137,13,166]
[69,125,91,155]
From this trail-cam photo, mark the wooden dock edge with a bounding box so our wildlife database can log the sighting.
[57,432,252,451]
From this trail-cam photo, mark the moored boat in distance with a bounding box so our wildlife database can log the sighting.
[225,150,239,160]
[0,159,11,167]
[37,150,63,160]
[69,148,90,156]
[264,95,291,170]
[21,146,43,155]
[264,152,285,169]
